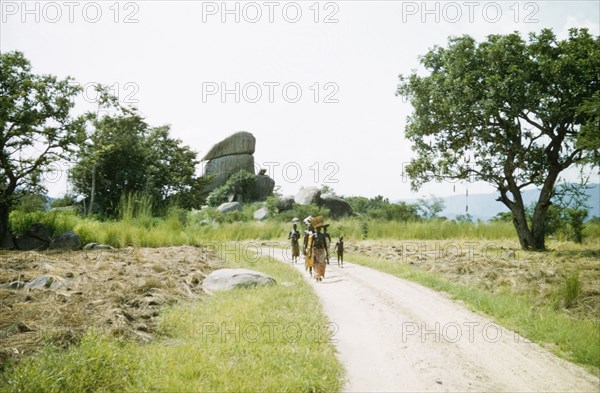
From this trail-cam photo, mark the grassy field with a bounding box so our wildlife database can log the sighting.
[1,247,343,392]
[12,209,599,247]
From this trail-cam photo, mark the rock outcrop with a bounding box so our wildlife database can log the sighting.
[202,131,256,160]
[202,132,257,191]
[276,195,295,212]
[201,131,275,202]
[294,186,321,205]
[49,232,82,251]
[203,154,255,189]
[319,193,353,218]
[255,174,275,201]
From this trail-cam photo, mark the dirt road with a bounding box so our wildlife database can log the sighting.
[277,253,599,392]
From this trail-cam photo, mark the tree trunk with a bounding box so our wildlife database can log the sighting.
[510,202,536,250]
[0,203,15,250]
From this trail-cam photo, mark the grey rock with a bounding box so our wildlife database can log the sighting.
[253,207,269,221]
[202,154,255,191]
[319,194,353,218]
[217,202,242,214]
[14,222,52,251]
[0,281,25,290]
[294,186,321,205]
[83,243,114,251]
[276,195,295,212]
[24,275,69,290]
[49,232,82,251]
[202,131,256,161]
[203,154,255,177]
[14,235,48,251]
[255,174,275,201]
[202,268,276,292]
[26,222,51,242]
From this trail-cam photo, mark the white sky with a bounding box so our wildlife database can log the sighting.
[2,0,599,200]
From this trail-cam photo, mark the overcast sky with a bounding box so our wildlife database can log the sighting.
[2,0,598,200]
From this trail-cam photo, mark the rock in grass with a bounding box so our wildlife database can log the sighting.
[294,186,321,205]
[202,268,276,292]
[49,232,82,251]
[24,275,69,290]
[83,243,114,251]
[253,207,269,221]
[14,222,51,251]
[0,281,25,290]
[217,202,242,213]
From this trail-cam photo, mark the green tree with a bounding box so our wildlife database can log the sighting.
[398,29,599,250]
[70,105,149,217]
[346,195,420,221]
[0,51,85,248]
[144,126,208,210]
[70,90,206,216]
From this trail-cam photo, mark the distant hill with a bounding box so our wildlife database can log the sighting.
[404,184,600,222]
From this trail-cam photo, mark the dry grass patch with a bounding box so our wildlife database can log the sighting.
[0,246,220,371]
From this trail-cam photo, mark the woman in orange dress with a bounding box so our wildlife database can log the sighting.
[310,216,329,282]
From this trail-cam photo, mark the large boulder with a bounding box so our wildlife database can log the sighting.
[14,223,51,251]
[294,186,321,205]
[202,131,256,161]
[202,154,255,177]
[319,194,353,218]
[255,174,275,201]
[202,268,276,292]
[202,154,255,190]
[217,202,242,214]
[49,231,81,251]
[276,195,295,212]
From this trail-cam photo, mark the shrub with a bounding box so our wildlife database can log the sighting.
[206,170,257,207]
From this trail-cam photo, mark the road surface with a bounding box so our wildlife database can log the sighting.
[276,252,599,392]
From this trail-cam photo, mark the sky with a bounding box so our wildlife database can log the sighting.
[1,0,599,201]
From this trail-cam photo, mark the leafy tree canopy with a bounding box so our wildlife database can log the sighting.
[398,28,599,250]
[0,51,85,248]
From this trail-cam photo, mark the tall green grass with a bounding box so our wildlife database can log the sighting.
[346,253,600,375]
[562,271,581,309]
[9,209,600,247]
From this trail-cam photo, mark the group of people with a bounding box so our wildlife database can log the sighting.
[288,216,344,282]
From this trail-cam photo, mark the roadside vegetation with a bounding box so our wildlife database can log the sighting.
[1,247,343,392]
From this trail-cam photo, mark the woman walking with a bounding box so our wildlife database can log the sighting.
[310,216,329,282]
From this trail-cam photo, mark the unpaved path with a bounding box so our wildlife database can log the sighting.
[276,253,599,392]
